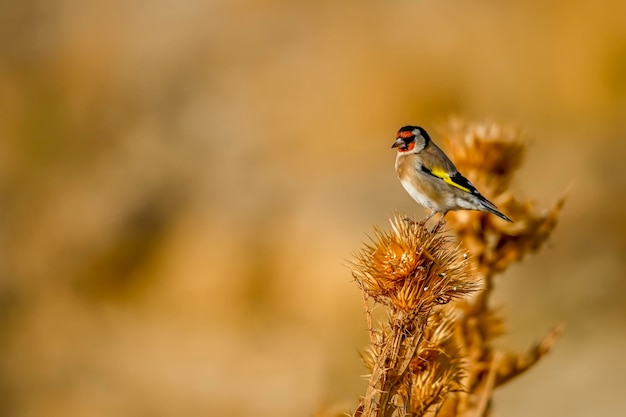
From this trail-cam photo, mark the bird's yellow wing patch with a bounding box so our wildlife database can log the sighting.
[430,167,472,193]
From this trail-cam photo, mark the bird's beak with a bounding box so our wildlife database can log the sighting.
[391,138,404,148]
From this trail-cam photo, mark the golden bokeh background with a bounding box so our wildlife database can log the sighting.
[1,1,626,416]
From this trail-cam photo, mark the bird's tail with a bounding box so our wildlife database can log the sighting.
[479,198,513,222]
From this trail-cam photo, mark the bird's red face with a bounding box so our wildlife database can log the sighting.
[392,129,416,152]
[392,126,428,153]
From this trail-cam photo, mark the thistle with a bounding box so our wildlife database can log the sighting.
[348,119,564,417]
[352,219,477,314]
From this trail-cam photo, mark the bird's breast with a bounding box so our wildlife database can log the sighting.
[395,155,447,212]
[399,177,436,209]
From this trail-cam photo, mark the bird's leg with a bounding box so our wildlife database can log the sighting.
[404,212,433,227]
[405,211,441,227]
[422,211,437,224]
[431,212,447,232]
[402,216,417,225]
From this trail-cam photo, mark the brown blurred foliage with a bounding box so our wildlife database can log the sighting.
[1,1,626,416]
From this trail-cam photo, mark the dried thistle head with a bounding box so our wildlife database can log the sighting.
[440,119,525,196]
[359,306,467,416]
[409,309,465,390]
[439,119,565,274]
[351,215,478,313]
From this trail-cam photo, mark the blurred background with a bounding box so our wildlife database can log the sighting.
[1,0,625,416]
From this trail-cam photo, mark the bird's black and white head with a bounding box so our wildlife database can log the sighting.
[391,126,431,154]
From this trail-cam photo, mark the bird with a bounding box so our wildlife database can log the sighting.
[392,125,512,222]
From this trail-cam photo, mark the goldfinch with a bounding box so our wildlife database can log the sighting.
[392,125,512,222]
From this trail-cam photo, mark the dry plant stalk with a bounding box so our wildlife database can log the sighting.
[349,119,564,417]
[352,218,478,417]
